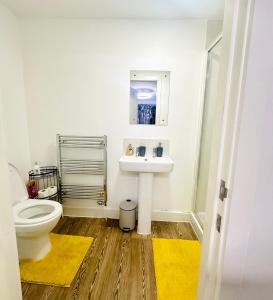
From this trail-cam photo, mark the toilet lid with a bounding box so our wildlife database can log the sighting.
[8,163,28,205]
[13,199,62,225]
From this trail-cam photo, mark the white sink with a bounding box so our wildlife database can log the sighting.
[119,155,174,173]
[119,155,174,235]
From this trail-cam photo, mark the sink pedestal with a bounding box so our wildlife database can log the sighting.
[137,172,153,235]
[119,155,174,235]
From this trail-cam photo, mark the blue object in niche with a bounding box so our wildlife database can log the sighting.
[137,104,156,125]
[156,145,163,157]
[138,146,146,157]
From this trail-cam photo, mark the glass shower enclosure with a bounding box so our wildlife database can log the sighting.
[194,38,222,229]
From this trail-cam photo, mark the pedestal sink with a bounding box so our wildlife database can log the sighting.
[119,156,174,234]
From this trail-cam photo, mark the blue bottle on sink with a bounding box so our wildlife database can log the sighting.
[138,146,146,157]
[156,143,163,157]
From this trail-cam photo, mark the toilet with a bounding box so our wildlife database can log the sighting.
[8,163,63,260]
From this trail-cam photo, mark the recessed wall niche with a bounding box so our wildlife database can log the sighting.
[129,70,170,126]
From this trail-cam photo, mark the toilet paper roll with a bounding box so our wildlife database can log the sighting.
[48,186,58,196]
[38,188,49,199]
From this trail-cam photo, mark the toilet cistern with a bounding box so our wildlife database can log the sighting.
[119,155,174,234]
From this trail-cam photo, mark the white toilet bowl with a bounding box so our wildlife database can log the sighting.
[9,163,63,260]
[14,199,62,260]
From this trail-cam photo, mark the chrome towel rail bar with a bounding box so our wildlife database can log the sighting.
[57,134,107,205]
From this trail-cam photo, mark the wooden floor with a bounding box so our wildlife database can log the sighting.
[21,217,197,300]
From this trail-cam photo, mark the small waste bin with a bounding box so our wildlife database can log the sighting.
[119,199,137,231]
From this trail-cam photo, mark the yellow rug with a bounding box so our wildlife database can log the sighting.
[152,238,201,300]
[20,233,93,287]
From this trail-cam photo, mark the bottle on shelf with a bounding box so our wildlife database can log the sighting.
[126,144,134,156]
[156,142,163,157]
[34,161,40,174]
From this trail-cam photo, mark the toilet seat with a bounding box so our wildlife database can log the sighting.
[13,199,62,225]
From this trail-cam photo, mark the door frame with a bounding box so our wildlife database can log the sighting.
[198,0,255,299]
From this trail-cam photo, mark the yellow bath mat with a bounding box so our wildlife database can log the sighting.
[20,233,93,287]
[152,238,201,300]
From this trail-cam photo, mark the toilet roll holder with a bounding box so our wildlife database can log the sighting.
[28,166,61,203]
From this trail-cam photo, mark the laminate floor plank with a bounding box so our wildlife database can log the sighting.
[21,217,198,300]
[176,222,197,240]
[66,225,112,300]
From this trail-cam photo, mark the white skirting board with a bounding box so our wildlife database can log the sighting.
[63,205,203,241]
[190,212,203,241]
[63,205,191,222]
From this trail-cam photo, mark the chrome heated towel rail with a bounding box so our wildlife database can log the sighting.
[57,134,107,205]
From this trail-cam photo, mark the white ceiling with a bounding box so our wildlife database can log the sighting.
[1,0,224,19]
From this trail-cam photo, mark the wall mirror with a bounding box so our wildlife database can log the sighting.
[129,70,170,126]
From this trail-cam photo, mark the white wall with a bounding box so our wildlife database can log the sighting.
[206,20,222,48]
[20,19,207,215]
[0,3,30,179]
[220,0,273,299]
[0,6,22,300]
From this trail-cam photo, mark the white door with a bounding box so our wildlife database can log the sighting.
[0,90,22,300]
[198,0,255,299]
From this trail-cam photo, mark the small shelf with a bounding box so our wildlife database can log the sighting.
[28,166,61,203]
